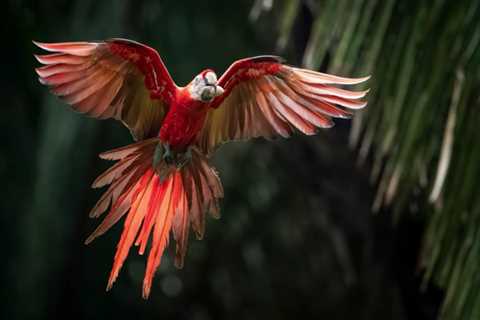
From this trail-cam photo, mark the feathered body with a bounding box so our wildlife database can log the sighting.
[159,87,209,149]
[33,38,369,298]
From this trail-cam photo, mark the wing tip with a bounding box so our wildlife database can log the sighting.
[32,40,54,52]
[358,75,371,83]
[37,76,47,85]
[91,180,102,189]
[98,153,112,160]
[354,88,370,99]
[32,40,46,48]
[338,113,353,120]
[250,55,286,64]
[34,66,48,77]
[84,232,97,245]
[324,120,335,129]
[33,54,42,63]
[351,101,368,110]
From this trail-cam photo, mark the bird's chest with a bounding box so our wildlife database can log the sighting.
[159,103,208,150]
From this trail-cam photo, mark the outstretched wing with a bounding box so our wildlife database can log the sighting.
[34,38,177,140]
[196,56,369,155]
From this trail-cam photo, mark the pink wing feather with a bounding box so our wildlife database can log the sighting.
[197,56,370,155]
[34,38,177,140]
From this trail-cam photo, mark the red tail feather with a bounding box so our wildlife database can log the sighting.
[86,139,223,298]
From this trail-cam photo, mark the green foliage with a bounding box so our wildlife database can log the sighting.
[271,0,480,318]
[6,0,478,318]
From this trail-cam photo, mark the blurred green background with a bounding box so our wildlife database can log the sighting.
[3,0,480,319]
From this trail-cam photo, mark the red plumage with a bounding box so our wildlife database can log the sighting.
[33,38,369,298]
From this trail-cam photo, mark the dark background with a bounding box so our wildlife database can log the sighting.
[2,1,445,319]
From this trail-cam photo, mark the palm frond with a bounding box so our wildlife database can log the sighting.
[269,0,480,318]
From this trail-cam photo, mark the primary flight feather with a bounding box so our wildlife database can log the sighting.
[33,38,369,298]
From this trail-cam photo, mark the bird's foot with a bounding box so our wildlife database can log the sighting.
[153,142,192,171]
[162,143,175,166]
[176,147,193,169]
[153,143,164,169]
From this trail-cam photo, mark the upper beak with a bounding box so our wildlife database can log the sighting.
[215,85,225,97]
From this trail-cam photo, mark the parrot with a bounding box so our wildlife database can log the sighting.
[33,38,369,298]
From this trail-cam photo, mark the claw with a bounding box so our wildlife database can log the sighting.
[152,143,191,171]
[177,147,192,169]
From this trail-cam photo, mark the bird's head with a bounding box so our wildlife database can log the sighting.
[188,69,225,103]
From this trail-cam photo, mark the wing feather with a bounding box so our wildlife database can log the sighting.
[196,57,369,155]
[34,38,177,140]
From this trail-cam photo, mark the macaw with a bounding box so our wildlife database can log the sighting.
[33,38,369,298]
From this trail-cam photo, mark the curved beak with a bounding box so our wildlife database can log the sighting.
[214,85,225,97]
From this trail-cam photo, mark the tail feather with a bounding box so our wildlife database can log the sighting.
[134,176,163,254]
[91,154,137,188]
[172,179,189,268]
[98,138,158,160]
[107,168,157,291]
[88,140,158,218]
[198,159,223,216]
[142,172,177,298]
[88,159,149,218]
[186,171,205,239]
[88,169,134,219]
[85,139,223,298]
[85,186,132,244]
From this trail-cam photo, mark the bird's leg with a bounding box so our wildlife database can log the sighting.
[152,142,164,169]
[152,142,178,182]
[153,143,191,169]
[163,143,175,165]
[177,147,193,169]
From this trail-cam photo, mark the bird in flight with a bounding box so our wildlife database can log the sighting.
[33,38,369,298]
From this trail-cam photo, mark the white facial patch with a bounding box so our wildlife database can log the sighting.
[189,72,224,102]
[204,72,217,85]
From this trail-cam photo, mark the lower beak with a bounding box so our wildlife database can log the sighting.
[215,85,225,97]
